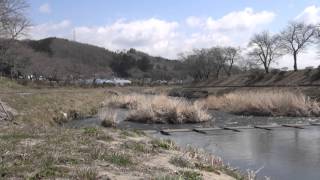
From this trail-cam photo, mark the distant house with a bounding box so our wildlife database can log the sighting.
[113,78,131,86]
[95,79,114,84]
[94,78,131,86]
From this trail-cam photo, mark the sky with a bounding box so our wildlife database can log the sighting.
[27,0,320,69]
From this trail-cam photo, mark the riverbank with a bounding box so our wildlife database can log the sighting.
[0,124,243,179]
[0,78,241,179]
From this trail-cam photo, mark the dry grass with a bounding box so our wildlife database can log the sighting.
[203,90,320,117]
[106,94,211,124]
[99,109,117,128]
[0,90,106,125]
[105,93,146,109]
[0,125,242,179]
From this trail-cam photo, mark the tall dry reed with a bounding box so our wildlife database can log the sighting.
[105,94,211,124]
[203,90,320,117]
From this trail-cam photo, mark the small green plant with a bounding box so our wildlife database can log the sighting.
[120,130,134,137]
[195,163,220,174]
[156,174,183,180]
[31,156,67,179]
[96,133,113,142]
[133,129,146,136]
[89,146,106,160]
[107,152,133,167]
[123,141,150,153]
[0,132,34,141]
[73,168,98,180]
[169,156,193,168]
[83,127,98,136]
[151,139,176,150]
[178,170,203,180]
[218,166,245,180]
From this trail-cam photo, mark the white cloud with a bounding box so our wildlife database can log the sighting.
[186,16,204,27]
[27,8,276,59]
[295,5,320,24]
[39,3,51,14]
[185,8,276,49]
[28,20,71,39]
[280,5,320,69]
[277,47,320,70]
[186,8,275,32]
[74,18,180,58]
[206,8,275,32]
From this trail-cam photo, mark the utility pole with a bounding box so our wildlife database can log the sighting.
[73,29,76,41]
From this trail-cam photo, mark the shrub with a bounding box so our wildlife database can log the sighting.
[202,90,320,117]
[99,109,117,128]
[68,109,81,120]
[104,94,144,109]
[122,95,211,124]
[311,67,320,81]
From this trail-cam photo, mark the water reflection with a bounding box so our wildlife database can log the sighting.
[154,127,320,180]
[64,109,320,180]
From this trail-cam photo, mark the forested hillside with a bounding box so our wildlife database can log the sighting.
[1,37,186,81]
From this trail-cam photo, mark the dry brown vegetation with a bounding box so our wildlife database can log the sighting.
[105,94,211,124]
[99,109,117,128]
[203,90,320,117]
[0,125,240,179]
[0,78,242,179]
[0,77,174,126]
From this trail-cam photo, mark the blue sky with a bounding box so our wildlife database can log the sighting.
[27,0,320,68]
[29,0,318,26]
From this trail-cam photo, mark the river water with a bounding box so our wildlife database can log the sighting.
[154,126,320,180]
[65,109,320,179]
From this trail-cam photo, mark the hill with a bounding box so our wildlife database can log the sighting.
[3,37,185,81]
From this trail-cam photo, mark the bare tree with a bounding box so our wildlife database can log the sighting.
[0,0,30,39]
[180,47,233,80]
[222,47,240,76]
[180,49,214,81]
[207,47,225,78]
[280,22,317,71]
[248,31,283,73]
[0,0,30,78]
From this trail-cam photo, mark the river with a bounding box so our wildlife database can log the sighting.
[65,109,320,179]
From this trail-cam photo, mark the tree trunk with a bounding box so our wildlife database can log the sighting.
[293,52,298,71]
[227,65,233,76]
[263,63,269,74]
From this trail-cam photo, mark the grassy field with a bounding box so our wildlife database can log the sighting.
[0,78,244,179]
